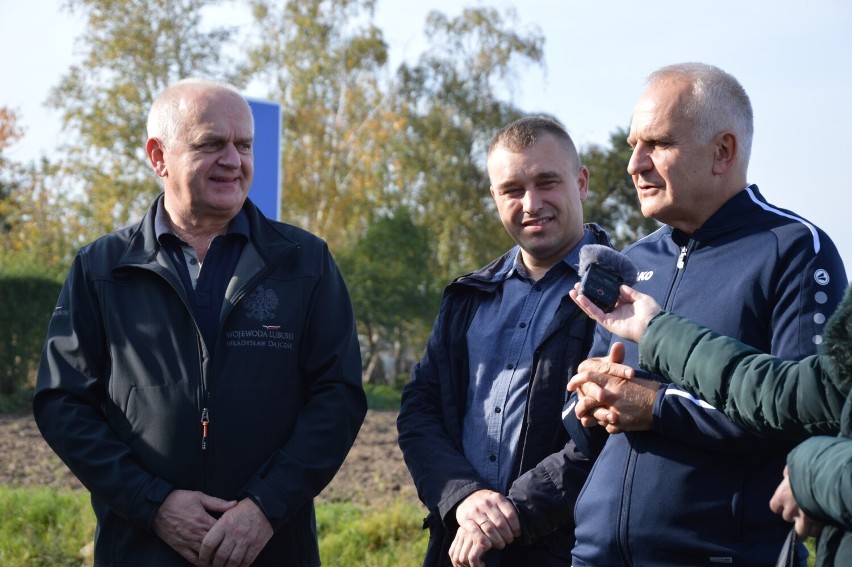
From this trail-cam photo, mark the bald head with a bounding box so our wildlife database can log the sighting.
[147,78,254,148]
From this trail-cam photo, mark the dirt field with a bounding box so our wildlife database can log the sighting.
[0,409,420,508]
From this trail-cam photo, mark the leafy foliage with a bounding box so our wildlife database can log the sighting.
[0,276,62,397]
[240,0,393,250]
[1,0,659,396]
[337,208,441,382]
[47,0,237,237]
[580,128,660,249]
[393,7,542,280]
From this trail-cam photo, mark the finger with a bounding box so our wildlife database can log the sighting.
[578,357,610,374]
[198,523,225,567]
[572,291,606,321]
[448,534,460,564]
[476,518,508,548]
[573,395,599,420]
[609,342,626,364]
[568,371,605,393]
[199,495,238,515]
[494,500,521,537]
[592,406,615,426]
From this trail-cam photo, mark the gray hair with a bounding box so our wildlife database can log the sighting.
[647,63,753,166]
[487,116,582,170]
[147,78,253,147]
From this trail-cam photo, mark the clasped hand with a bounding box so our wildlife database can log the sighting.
[448,489,521,567]
[153,489,274,567]
[567,342,658,434]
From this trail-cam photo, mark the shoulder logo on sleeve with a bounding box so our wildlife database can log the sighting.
[813,269,830,286]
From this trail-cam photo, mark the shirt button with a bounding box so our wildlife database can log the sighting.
[489,455,497,462]
[519,322,527,328]
[189,258,198,265]
[494,407,502,413]
[506,364,513,370]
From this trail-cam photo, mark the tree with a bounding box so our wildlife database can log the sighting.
[0,107,25,231]
[0,107,80,280]
[580,127,659,249]
[240,0,396,251]
[337,207,440,383]
[47,0,236,238]
[393,7,545,282]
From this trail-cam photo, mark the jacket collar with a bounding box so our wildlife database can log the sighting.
[671,184,765,244]
[117,194,300,270]
[452,222,612,292]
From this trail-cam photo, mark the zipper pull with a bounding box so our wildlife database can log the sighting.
[201,408,209,451]
[676,246,687,269]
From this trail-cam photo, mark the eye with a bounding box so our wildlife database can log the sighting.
[198,142,222,152]
[238,143,252,154]
[502,187,523,197]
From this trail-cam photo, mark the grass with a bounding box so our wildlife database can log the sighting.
[0,486,96,566]
[0,486,819,566]
[0,486,427,567]
[317,501,427,566]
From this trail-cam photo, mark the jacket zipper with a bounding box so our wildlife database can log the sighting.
[201,407,210,450]
[676,245,688,269]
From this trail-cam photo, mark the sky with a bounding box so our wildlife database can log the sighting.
[2,0,851,278]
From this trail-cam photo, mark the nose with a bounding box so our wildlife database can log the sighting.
[522,188,542,214]
[218,143,242,168]
[627,144,651,176]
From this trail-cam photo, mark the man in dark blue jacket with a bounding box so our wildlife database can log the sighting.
[564,63,847,566]
[398,117,606,567]
[34,78,366,566]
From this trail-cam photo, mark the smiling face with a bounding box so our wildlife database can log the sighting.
[488,133,589,275]
[148,86,254,228]
[626,79,723,233]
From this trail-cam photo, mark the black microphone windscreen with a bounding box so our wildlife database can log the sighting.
[578,244,638,285]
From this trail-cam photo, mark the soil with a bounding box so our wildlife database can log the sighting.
[0,409,420,508]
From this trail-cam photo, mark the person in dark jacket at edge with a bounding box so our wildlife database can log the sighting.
[567,282,852,567]
[561,62,847,567]
[34,78,367,567]
[397,116,608,567]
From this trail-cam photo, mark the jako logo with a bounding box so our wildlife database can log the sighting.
[813,269,830,286]
[636,271,654,282]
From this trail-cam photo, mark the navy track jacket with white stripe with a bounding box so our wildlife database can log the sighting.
[564,185,848,566]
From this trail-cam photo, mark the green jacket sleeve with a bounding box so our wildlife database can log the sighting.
[638,312,848,441]
[788,436,852,529]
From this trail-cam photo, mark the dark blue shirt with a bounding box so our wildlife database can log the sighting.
[462,228,596,492]
[155,198,249,355]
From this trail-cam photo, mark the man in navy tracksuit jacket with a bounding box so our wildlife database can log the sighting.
[564,63,847,566]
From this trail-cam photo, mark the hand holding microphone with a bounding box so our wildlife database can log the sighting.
[572,245,662,343]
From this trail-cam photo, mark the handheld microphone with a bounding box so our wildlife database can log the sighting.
[577,245,637,312]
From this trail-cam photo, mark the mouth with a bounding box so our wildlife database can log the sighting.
[522,217,552,229]
[210,175,241,184]
[635,178,661,192]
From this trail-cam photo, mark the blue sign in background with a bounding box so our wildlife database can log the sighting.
[247,99,282,221]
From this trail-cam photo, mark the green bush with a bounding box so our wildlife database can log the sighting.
[0,276,61,401]
[364,382,404,410]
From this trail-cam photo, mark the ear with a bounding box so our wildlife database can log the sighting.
[712,132,737,176]
[577,166,590,201]
[146,137,167,177]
